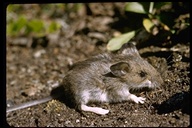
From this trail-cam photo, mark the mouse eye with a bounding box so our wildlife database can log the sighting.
[139,71,147,77]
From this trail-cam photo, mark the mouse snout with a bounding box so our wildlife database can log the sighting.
[139,79,152,88]
[150,74,163,88]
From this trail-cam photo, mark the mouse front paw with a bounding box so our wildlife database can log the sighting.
[129,94,146,104]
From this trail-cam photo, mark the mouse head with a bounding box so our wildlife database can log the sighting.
[110,42,163,90]
[110,60,163,90]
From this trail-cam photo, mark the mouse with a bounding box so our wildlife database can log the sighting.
[6,41,163,115]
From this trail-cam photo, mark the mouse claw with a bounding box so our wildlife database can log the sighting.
[129,94,146,104]
[136,97,146,104]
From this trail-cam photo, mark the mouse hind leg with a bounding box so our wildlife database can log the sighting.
[77,89,110,115]
[80,104,109,115]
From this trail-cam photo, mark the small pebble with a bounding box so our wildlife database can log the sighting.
[76,119,80,123]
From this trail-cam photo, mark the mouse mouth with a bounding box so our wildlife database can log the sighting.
[129,79,158,93]
[137,79,153,88]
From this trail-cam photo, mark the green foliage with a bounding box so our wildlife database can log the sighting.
[142,18,154,33]
[27,20,44,33]
[125,2,149,14]
[7,16,27,36]
[125,2,173,32]
[107,2,189,51]
[7,15,61,37]
[107,31,136,51]
[48,22,61,33]
[7,4,62,37]
[7,4,84,37]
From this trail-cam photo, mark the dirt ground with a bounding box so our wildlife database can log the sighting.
[6,3,190,127]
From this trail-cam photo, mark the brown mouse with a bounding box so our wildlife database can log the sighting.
[61,42,163,115]
[7,42,163,115]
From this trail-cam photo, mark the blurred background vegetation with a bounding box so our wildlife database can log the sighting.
[7,3,189,50]
[7,4,85,37]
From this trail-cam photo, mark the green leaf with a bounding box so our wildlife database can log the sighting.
[48,22,61,33]
[125,2,147,14]
[143,18,155,33]
[27,19,44,33]
[107,31,136,51]
[7,16,27,36]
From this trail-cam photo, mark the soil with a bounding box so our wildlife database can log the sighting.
[6,3,190,127]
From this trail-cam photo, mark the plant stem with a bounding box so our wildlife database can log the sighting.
[149,2,154,14]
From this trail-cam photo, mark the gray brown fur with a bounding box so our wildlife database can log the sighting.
[62,42,163,115]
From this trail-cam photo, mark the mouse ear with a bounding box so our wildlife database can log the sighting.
[118,41,141,57]
[110,62,130,77]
